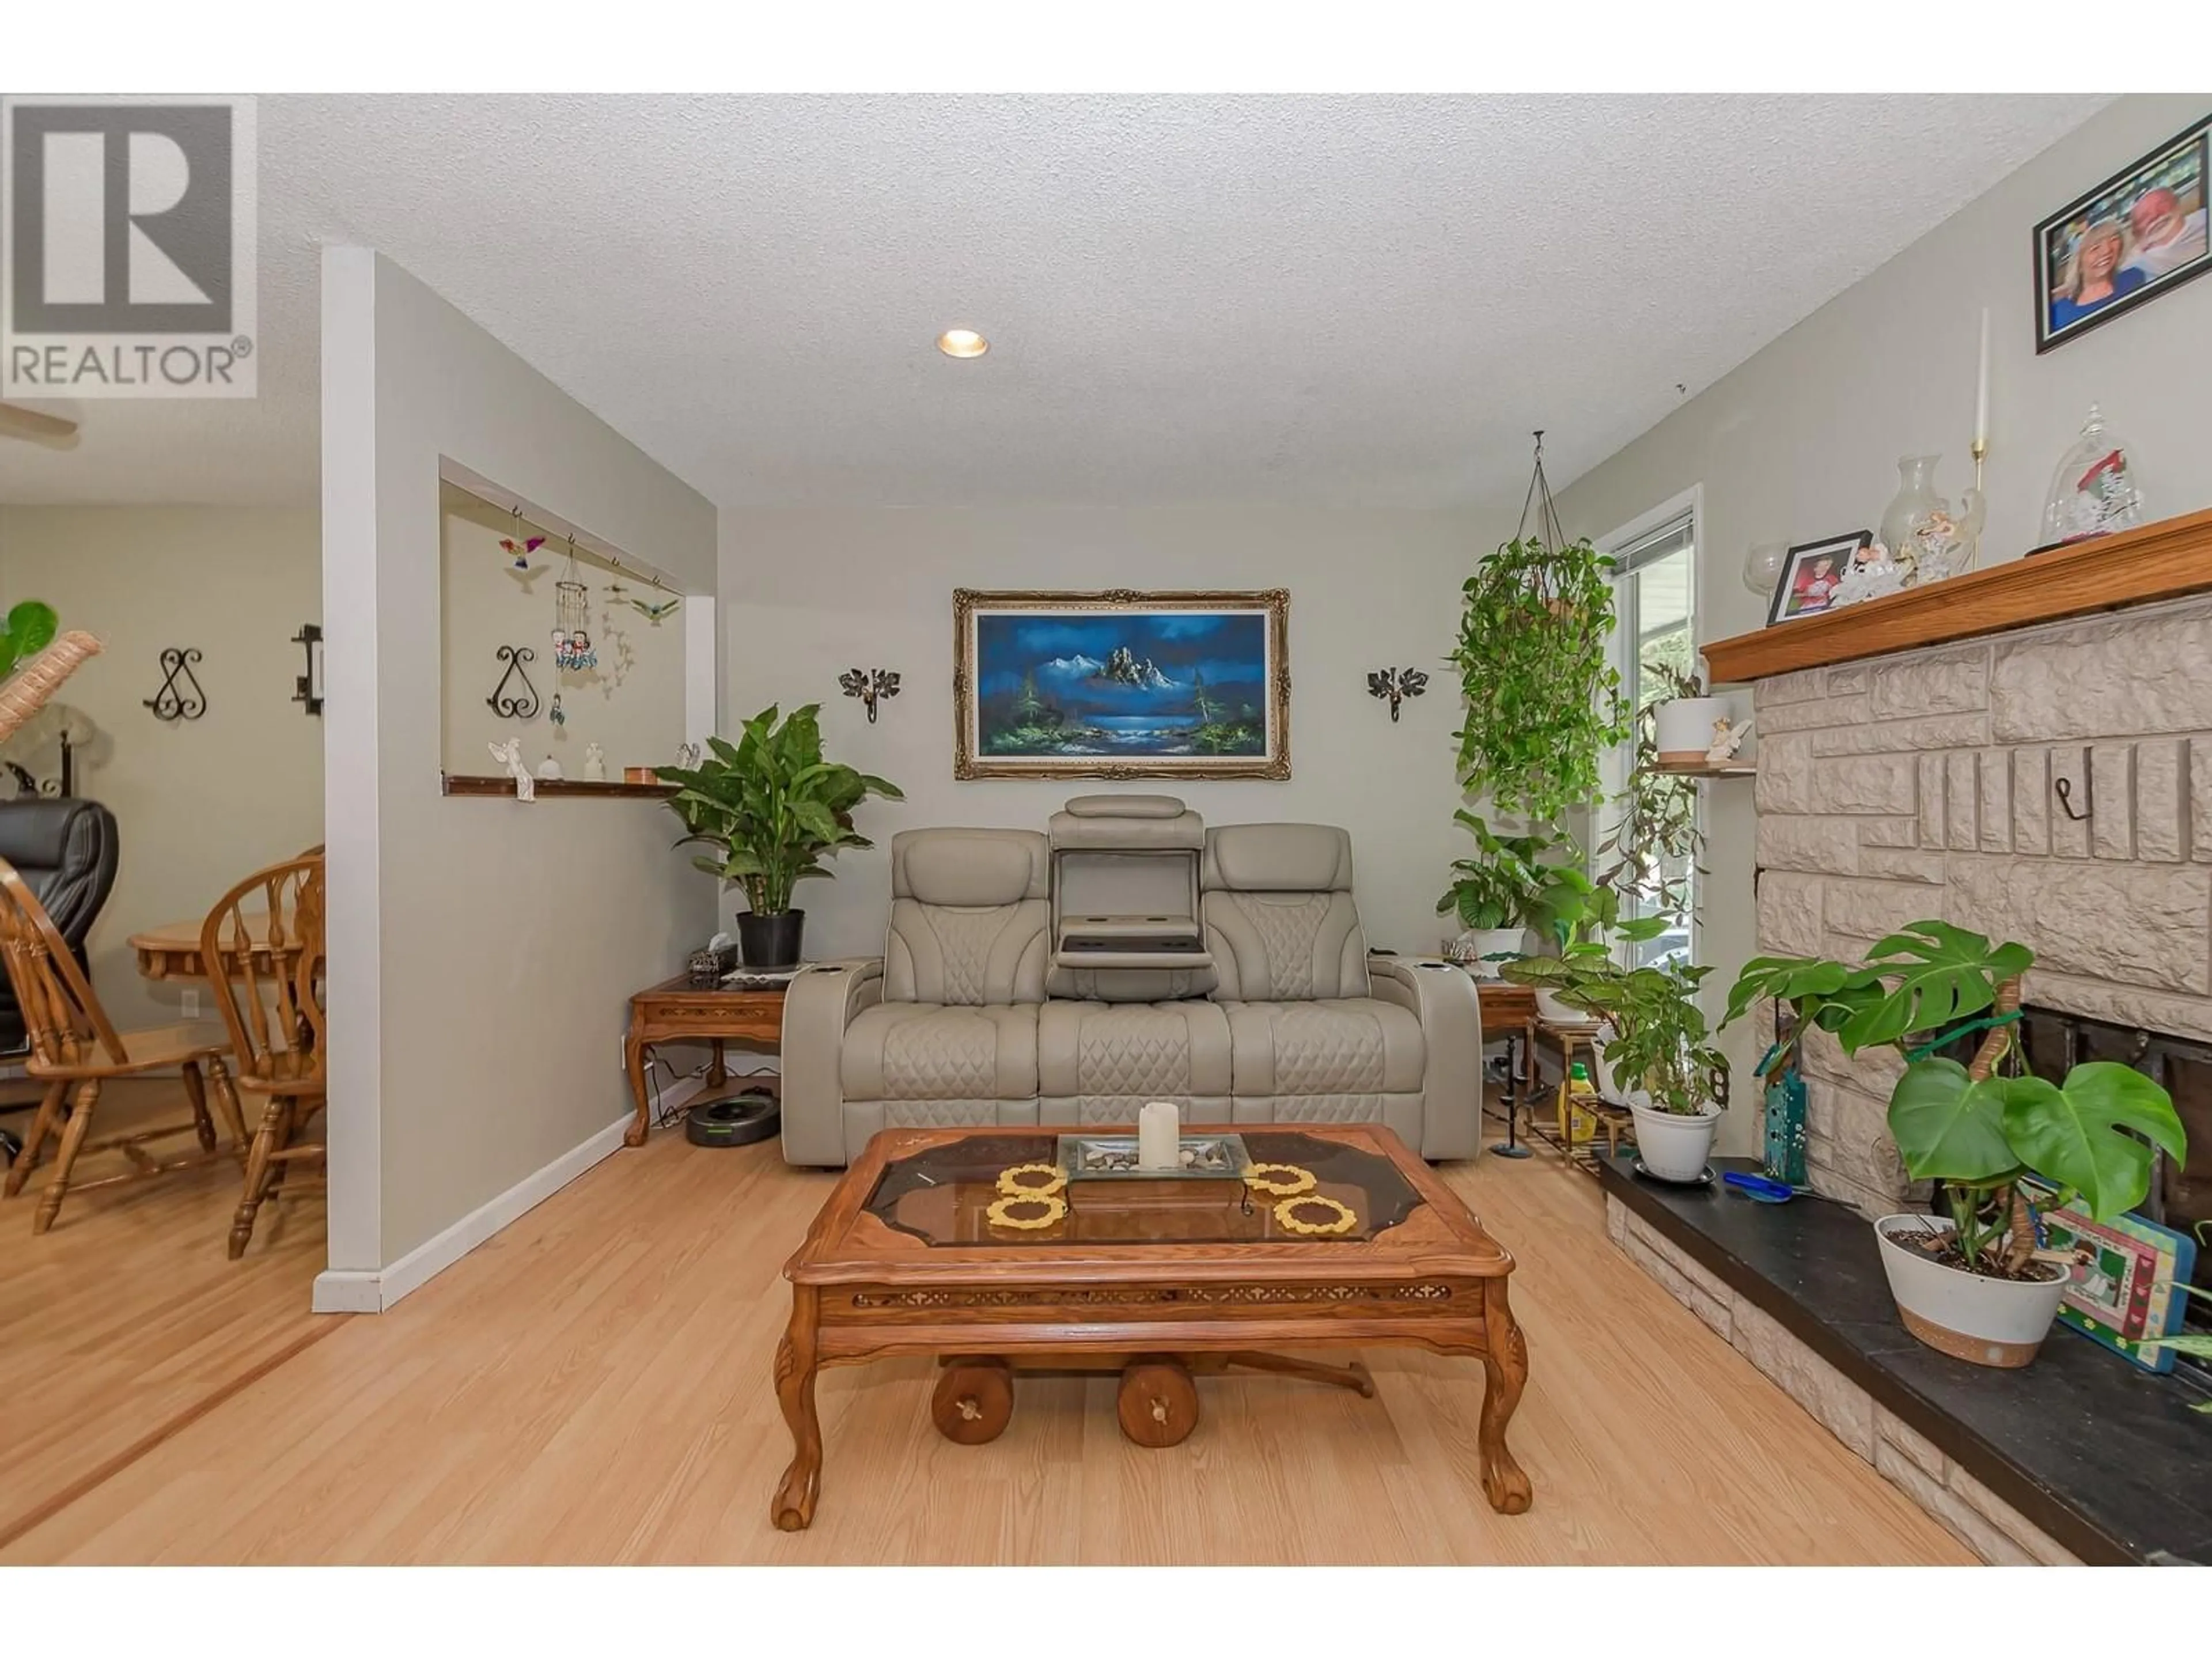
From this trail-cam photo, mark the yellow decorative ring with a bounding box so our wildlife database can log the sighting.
[1274,1194,1357,1236]
[1242,1162,1317,1197]
[996,1162,1067,1198]
[986,1192,1067,1230]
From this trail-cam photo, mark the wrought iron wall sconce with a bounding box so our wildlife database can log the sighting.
[145,647,208,722]
[292,624,324,715]
[839,667,901,724]
[1366,667,1428,722]
[487,645,541,719]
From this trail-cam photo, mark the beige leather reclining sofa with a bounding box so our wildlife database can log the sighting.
[779,796,1484,1167]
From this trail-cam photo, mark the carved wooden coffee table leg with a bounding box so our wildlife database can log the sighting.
[1478,1278,1533,1514]
[771,1290,823,1531]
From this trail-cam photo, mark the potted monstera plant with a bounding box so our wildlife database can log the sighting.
[658,703,903,969]
[1724,922,2188,1369]
[1504,940,1727,1181]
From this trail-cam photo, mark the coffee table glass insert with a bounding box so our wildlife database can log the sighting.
[862,1129,1422,1247]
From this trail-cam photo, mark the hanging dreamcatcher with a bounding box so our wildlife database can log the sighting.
[552,537,597,673]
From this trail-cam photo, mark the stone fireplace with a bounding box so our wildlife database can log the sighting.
[1750,589,2212,1234]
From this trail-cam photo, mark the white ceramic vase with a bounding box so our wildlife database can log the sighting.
[1628,1096,1720,1183]
[1874,1215,2069,1369]
[1653,696,1731,766]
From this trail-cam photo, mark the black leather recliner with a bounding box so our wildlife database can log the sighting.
[0,797,119,1054]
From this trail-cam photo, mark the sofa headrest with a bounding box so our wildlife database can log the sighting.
[891,828,1050,907]
[1060,793,1188,819]
[1201,824,1354,893]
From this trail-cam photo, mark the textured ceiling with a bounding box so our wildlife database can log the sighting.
[0,94,2107,510]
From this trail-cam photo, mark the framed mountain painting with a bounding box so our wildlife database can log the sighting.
[953,588,1290,780]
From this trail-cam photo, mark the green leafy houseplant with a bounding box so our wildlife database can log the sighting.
[1501,946,1726,1119]
[1434,814,1596,945]
[657,703,903,918]
[1595,661,1705,927]
[0,601,57,679]
[1449,536,1628,824]
[1722,921,2187,1279]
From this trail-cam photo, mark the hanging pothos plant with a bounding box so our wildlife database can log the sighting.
[1595,661,1706,927]
[1449,533,1628,824]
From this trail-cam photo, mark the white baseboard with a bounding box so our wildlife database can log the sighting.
[312,1111,632,1315]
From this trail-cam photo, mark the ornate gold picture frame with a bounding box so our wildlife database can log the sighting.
[953,588,1290,781]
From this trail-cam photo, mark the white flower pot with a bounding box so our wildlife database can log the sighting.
[1627,1097,1720,1183]
[1874,1215,2069,1370]
[1534,988,1589,1024]
[1588,1022,1623,1100]
[1450,927,1529,979]
[1654,696,1732,766]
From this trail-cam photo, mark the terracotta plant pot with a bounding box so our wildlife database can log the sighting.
[1874,1215,2069,1369]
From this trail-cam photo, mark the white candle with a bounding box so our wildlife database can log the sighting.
[1974,306,1990,452]
[1137,1100,1180,1170]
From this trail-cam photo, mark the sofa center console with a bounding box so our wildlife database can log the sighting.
[778,796,1486,1168]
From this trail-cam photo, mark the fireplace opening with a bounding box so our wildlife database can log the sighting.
[1928,1004,2211,1381]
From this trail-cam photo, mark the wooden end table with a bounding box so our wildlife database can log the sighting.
[770,1122,1532,1531]
[623,974,787,1147]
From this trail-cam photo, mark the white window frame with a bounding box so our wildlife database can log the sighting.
[1596,484,1703,966]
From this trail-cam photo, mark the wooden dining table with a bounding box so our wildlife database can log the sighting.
[129,912,287,982]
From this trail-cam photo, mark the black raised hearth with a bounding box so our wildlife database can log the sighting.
[1599,1155,2212,1566]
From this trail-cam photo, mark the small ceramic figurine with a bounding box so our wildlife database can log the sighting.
[1830,539,1908,608]
[488,738,535,802]
[675,741,702,770]
[582,741,606,783]
[1706,714,1754,766]
[536,755,563,781]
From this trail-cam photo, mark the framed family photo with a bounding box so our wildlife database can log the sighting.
[2035,115,2212,352]
[953,588,1291,781]
[1766,532,1872,627]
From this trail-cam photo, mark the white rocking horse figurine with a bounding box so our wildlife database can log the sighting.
[1706,714,1753,766]
[488,737,536,802]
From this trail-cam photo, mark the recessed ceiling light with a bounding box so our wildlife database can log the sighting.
[936,328,988,359]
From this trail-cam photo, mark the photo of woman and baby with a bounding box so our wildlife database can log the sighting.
[2038,120,2210,350]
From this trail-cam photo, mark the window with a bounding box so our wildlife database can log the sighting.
[1600,499,1698,967]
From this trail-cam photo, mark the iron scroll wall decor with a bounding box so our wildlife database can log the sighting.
[1366,667,1428,722]
[487,645,541,719]
[838,667,900,723]
[145,647,208,722]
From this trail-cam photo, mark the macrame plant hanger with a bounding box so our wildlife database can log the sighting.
[1516,429,1575,573]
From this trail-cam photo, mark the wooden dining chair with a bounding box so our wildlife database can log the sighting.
[0,860,246,1234]
[202,855,325,1258]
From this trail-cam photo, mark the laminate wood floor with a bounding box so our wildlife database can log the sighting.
[0,1116,1970,1565]
[0,1077,329,1548]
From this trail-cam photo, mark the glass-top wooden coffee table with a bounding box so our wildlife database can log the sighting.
[771,1123,1531,1531]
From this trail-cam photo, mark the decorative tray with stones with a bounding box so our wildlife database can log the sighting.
[1054,1133,1251,1181]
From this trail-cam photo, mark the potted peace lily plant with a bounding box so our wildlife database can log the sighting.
[658,703,903,969]
[1503,927,1728,1181]
[1723,921,2188,1369]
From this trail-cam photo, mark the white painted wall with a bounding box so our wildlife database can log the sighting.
[0,506,322,1030]
[439,484,688,778]
[718,506,1490,960]
[320,249,717,1302]
[1551,94,2212,1152]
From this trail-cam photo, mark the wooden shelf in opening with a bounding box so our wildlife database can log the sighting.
[442,773,676,800]
[1699,506,2212,685]
[1651,760,1756,778]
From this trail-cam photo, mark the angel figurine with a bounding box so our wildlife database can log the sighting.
[1829,539,1908,608]
[488,738,535,802]
[1706,714,1753,766]
[583,741,607,782]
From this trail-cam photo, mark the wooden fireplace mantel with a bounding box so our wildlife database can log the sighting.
[1700,506,2212,685]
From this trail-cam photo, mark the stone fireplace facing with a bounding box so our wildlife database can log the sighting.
[1750,589,2212,1235]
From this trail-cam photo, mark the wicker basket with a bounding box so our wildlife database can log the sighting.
[0,631,101,745]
